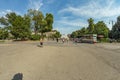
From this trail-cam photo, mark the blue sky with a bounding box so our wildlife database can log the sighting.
[0,0,120,34]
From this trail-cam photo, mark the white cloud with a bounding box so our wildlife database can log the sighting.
[28,0,43,10]
[46,0,55,4]
[55,18,87,27]
[54,17,88,34]
[0,9,12,17]
[59,0,120,19]
[0,9,22,17]
[54,26,77,34]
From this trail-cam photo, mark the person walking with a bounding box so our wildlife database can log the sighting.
[40,38,43,47]
[56,38,59,43]
[62,38,65,43]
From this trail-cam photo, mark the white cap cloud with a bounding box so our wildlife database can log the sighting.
[28,0,43,10]
[59,0,120,19]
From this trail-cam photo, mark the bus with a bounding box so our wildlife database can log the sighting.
[75,34,97,43]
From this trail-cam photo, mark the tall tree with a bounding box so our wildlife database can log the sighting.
[110,16,120,39]
[53,31,61,38]
[70,27,87,38]
[0,16,10,39]
[87,18,94,34]
[6,12,31,40]
[27,9,44,34]
[94,21,109,38]
[45,13,53,31]
[0,17,9,26]
[27,9,54,38]
[71,31,78,38]
[80,27,86,35]
[0,27,9,40]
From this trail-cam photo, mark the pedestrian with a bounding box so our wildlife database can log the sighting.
[40,38,43,47]
[56,38,59,43]
[62,38,65,43]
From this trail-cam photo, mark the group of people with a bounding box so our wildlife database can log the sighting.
[39,38,69,47]
[56,38,64,43]
[56,38,69,43]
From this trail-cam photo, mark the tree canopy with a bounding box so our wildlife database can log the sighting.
[27,9,53,36]
[5,12,31,40]
[54,31,61,38]
[94,21,109,38]
[0,9,54,40]
[87,18,94,34]
[110,16,120,39]
[0,27,9,39]
[71,19,109,39]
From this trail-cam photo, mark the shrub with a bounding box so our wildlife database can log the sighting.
[99,38,109,42]
[30,34,41,40]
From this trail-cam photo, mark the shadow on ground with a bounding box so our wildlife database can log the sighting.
[12,73,23,80]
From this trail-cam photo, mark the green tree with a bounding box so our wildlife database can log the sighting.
[79,27,86,36]
[70,27,87,38]
[87,18,94,33]
[71,31,78,38]
[0,17,9,26]
[27,9,53,38]
[0,17,10,39]
[28,9,43,34]
[110,16,120,39]
[0,27,9,40]
[6,12,31,40]
[53,31,61,38]
[94,21,109,38]
[33,11,44,34]
[45,13,53,31]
